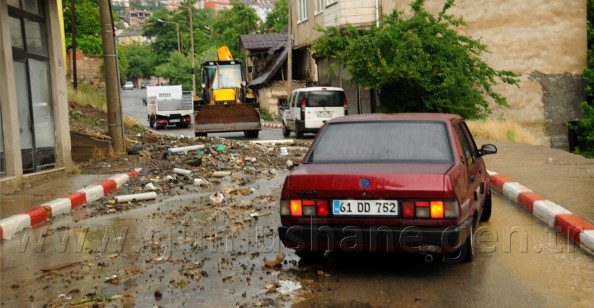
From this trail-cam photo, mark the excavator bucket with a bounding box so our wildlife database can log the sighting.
[194,103,261,135]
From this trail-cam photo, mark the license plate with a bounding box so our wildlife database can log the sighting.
[169,119,180,123]
[332,200,399,216]
[317,111,331,118]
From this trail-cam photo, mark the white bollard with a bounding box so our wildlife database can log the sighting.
[114,192,157,203]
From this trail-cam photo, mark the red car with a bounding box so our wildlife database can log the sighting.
[278,113,497,263]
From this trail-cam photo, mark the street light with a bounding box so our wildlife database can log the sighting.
[157,19,181,54]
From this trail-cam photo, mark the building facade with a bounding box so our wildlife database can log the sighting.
[290,0,588,150]
[0,0,72,194]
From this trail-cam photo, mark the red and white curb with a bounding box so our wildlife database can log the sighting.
[262,122,282,129]
[489,171,594,256]
[0,169,141,241]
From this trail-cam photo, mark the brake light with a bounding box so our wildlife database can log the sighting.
[342,96,348,115]
[317,200,329,217]
[300,97,306,120]
[403,201,415,218]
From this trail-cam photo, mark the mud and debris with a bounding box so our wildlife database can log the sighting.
[2,131,319,307]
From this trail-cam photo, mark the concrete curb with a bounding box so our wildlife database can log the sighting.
[0,169,141,240]
[488,171,594,257]
[262,121,282,129]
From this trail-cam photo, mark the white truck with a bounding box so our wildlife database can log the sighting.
[146,85,193,129]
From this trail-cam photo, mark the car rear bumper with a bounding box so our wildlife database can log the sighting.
[296,120,321,134]
[278,217,472,254]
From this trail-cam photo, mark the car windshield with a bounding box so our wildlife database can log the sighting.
[306,91,343,107]
[306,121,453,163]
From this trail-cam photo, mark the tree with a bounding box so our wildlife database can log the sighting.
[263,0,288,33]
[312,0,519,119]
[122,43,156,82]
[143,5,217,65]
[211,0,260,57]
[63,0,117,56]
[155,52,193,89]
[572,0,594,157]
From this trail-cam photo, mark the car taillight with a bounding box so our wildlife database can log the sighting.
[300,98,306,120]
[281,199,329,217]
[290,200,303,217]
[342,96,348,115]
[407,200,458,219]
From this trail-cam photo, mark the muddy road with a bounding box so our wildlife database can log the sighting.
[1,92,593,306]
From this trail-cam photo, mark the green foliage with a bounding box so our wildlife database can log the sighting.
[576,0,594,157]
[263,0,288,33]
[570,103,594,158]
[155,52,193,90]
[312,0,519,119]
[211,0,261,57]
[259,108,275,121]
[122,43,156,81]
[63,0,119,56]
[69,110,102,126]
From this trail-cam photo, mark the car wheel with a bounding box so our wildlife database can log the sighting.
[295,250,324,265]
[443,218,475,264]
[243,130,259,138]
[295,123,304,138]
[480,187,492,222]
[282,121,290,137]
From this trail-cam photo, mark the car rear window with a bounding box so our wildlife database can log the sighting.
[306,121,453,163]
[306,91,343,107]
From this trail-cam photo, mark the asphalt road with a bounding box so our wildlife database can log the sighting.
[1,89,593,306]
[121,88,312,140]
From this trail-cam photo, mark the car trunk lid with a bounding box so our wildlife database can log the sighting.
[288,163,453,199]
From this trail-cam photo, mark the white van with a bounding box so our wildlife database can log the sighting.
[280,87,347,138]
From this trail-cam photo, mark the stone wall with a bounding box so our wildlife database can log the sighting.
[68,52,104,88]
[256,80,306,116]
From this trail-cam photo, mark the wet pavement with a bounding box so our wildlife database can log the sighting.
[1,134,593,306]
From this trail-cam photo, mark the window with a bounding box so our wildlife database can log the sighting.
[298,0,308,22]
[308,122,453,163]
[0,103,5,177]
[9,0,57,173]
[327,0,337,6]
[455,123,474,166]
[315,0,324,14]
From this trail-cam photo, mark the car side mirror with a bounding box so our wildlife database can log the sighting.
[478,144,497,156]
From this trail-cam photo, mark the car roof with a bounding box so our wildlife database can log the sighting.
[326,113,463,124]
[292,86,344,93]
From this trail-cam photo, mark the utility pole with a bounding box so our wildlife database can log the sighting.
[70,0,77,90]
[189,5,196,98]
[287,0,292,93]
[99,0,126,154]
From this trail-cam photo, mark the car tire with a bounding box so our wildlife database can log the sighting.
[443,218,475,264]
[480,187,492,222]
[295,123,304,139]
[243,130,259,138]
[282,121,290,137]
[295,250,324,265]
